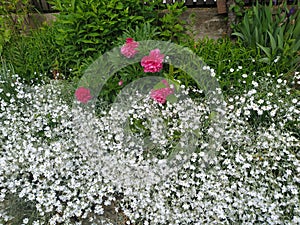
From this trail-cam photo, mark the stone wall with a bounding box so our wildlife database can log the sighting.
[181,8,228,40]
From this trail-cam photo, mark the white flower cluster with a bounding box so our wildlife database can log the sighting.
[0,71,299,224]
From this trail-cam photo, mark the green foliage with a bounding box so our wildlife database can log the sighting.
[49,0,161,78]
[229,0,245,18]
[49,0,188,79]
[158,1,188,42]
[183,38,253,94]
[232,1,300,68]
[189,37,300,97]
[117,22,161,44]
[2,25,58,82]
[0,0,32,54]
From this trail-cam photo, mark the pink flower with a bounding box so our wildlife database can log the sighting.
[75,87,92,104]
[120,38,139,58]
[141,49,164,73]
[150,80,174,104]
[118,80,123,86]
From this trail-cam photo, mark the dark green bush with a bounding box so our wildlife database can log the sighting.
[2,0,189,83]
[49,0,188,79]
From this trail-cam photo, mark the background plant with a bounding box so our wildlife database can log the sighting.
[49,0,156,78]
[48,0,188,79]
[2,25,58,82]
[157,1,188,43]
[226,0,246,35]
[232,1,300,69]
[0,0,33,54]
[0,58,18,102]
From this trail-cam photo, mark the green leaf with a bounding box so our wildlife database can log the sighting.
[258,57,270,64]
[267,31,277,53]
[85,32,100,37]
[153,81,167,90]
[166,94,177,104]
[231,32,245,40]
[257,43,271,58]
[116,2,123,10]
[254,27,259,47]
[76,39,95,44]
[291,39,300,52]
[174,24,183,31]
[293,18,300,40]
[83,48,97,54]
[277,31,284,50]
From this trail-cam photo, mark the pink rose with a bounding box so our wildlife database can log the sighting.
[75,87,92,104]
[141,49,164,73]
[120,38,139,58]
[118,80,123,86]
[150,80,174,104]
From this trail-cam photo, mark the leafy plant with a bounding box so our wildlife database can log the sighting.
[0,0,33,54]
[232,1,300,68]
[158,1,188,43]
[229,0,245,18]
[48,0,188,79]
[187,38,255,94]
[49,0,162,78]
[117,22,161,44]
[2,25,58,82]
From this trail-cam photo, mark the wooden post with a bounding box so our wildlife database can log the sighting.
[217,0,227,14]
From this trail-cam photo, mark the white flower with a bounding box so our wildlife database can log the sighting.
[251,81,258,87]
[274,56,280,63]
[0,73,299,225]
[22,218,29,224]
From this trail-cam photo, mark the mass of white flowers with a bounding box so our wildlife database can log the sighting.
[0,70,299,224]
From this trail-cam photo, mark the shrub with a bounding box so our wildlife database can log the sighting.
[49,0,188,79]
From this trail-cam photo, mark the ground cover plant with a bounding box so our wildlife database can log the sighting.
[0,35,299,224]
